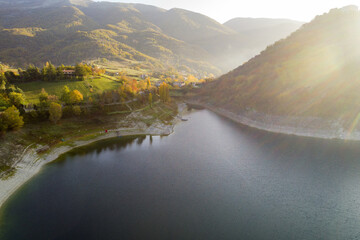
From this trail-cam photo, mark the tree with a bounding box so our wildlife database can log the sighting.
[4,71,18,83]
[146,77,151,89]
[49,102,62,124]
[69,90,83,104]
[0,116,7,135]
[1,106,24,130]
[60,85,71,104]
[56,67,65,80]
[148,93,153,107]
[39,88,49,109]
[159,82,170,102]
[42,62,57,81]
[75,63,92,80]
[26,65,41,82]
[187,74,198,83]
[0,74,7,92]
[8,92,25,107]
[0,93,10,110]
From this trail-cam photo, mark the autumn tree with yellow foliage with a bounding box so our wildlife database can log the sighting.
[148,93,153,107]
[159,82,170,103]
[69,90,83,104]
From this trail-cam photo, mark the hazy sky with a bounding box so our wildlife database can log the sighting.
[97,0,360,23]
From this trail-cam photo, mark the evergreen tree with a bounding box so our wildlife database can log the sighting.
[26,64,41,82]
[42,62,57,81]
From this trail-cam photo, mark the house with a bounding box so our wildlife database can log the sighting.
[62,70,75,76]
[173,82,185,88]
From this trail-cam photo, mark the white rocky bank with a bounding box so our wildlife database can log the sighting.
[187,101,360,140]
[0,119,178,209]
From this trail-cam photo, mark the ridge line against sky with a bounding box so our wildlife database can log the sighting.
[95,0,360,23]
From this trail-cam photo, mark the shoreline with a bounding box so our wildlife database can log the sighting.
[0,112,182,210]
[186,100,360,141]
[3,100,359,209]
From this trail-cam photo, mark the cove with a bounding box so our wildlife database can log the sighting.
[2,109,360,239]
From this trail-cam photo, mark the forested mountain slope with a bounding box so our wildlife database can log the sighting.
[0,0,302,75]
[200,6,360,123]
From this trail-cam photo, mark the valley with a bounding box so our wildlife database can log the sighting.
[1,1,360,239]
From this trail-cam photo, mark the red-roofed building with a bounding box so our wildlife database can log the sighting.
[62,70,75,76]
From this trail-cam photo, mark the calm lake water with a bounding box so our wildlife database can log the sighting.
[2,109,360,239]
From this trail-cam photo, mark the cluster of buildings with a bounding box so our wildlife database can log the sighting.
[154,81,203,88]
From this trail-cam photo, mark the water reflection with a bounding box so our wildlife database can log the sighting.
[136,136,146,145]
[61,136,148,159]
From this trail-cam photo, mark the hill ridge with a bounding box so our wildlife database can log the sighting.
[200,5,360,128]
[0,0,302,75]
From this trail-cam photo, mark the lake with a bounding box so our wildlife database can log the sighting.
[1,109,360,239]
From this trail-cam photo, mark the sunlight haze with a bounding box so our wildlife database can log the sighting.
[3,0,360,238]
[98,0,360,22]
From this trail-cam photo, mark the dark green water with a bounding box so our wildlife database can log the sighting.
[2,109,360,239]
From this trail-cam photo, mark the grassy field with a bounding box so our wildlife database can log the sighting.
[17,76,121,104]
[16,62,162,104]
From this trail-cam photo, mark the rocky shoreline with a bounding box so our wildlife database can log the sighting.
[0,125,176,210]
[3,101,358,210]
[0,102,189,210]
[186,100,360,141]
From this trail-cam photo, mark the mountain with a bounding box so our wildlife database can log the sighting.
[224,18,303,32]
[224,18,303,52]
[0,0,302,75]
[199,6,360,125]
[0,0,91,8]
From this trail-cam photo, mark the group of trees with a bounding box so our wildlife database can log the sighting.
[0,84,86,135]
[36,87,84,123]
[59,86,84,105]
[0,69,26,134]
[0,69,175,136]
[99,77,149,105]
[0,74,26,111]
[3,63,100,84]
